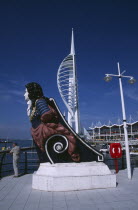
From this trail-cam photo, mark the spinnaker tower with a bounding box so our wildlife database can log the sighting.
[57,29,81,134]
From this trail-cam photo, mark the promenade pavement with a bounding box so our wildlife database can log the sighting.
[0,168,138,210]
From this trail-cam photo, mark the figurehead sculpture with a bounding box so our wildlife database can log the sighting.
[24,82,103,164]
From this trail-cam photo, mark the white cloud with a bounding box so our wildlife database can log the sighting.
[9,90,23,96]
[104,89,118,96]
[1,95,12,101]
[16,99,26,105]
[125,88,138,101]
[8,79,29,87]
[0,89,23,97]
[0,78,25,102]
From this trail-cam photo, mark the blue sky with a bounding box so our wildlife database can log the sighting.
[0,0,138,139]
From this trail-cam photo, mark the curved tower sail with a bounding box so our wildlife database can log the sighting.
[57,29,80,134]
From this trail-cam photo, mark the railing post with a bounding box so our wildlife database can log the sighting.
[0,153,6,179]
[122,150,126,169]
[24,152,28,174]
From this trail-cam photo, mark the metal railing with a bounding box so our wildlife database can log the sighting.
[0,147,40,178]
[103,150,138,171]
[0,147,138,178]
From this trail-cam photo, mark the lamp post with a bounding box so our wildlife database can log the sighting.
[104,62,136,179]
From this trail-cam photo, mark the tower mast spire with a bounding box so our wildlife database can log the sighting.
[70,28,75,55]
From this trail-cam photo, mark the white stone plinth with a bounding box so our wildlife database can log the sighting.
[32,162,116,191]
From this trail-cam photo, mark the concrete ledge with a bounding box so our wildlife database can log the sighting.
[32,162,116,191]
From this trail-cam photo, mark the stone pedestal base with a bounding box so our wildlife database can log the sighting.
[32,162,116,191]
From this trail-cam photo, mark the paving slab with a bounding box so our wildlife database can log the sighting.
[0,168,138,210]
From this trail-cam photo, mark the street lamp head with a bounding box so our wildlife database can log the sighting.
[128,77,136,84]
[104,75,112,82]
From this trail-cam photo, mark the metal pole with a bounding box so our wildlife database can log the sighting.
[99,127,100,139]
[117,62,131,179]
[131,124,133,140]
[119,125,121,137]
[93,128,95,140]
[24,152,28,174]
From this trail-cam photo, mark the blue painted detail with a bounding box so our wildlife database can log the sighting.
[36,99,50,115]
[31,99,50,128]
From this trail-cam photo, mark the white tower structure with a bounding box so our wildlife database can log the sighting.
[57,29,80,134]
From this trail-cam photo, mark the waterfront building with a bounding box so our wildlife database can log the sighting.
[88,121,138,141]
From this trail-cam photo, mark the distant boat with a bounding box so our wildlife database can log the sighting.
[130,152,138,155]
